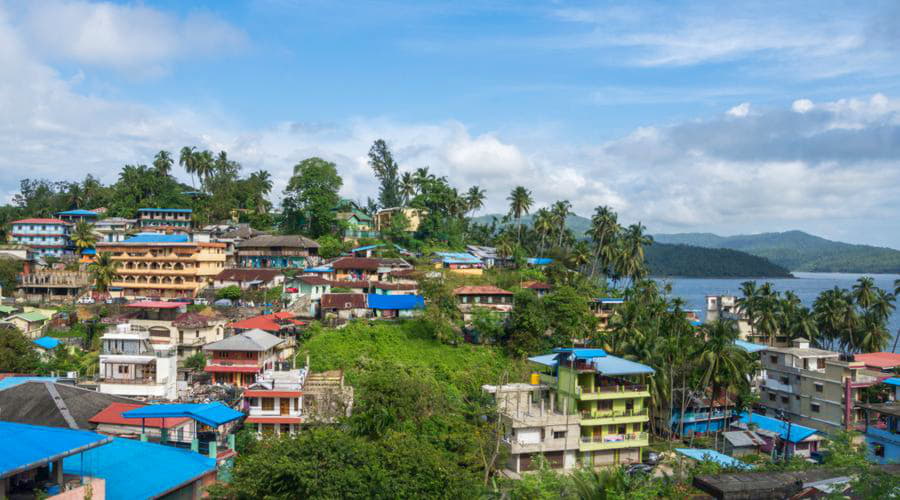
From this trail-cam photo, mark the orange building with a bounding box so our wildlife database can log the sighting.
[95,234,225,299]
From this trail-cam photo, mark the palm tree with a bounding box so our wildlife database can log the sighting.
[88,252,120,296]
[70,221,97,253]
[698,320,751,449]
[852,276,877,310]
[153,150,173,176]
[550,200,572,248]
[506,186,533,246]
[587,205,619,278]
[194,150,215,189]
[567,240,592,272]
[248,170,274,215]
[413,167,433,190]
[179,146,198,187]
[465,186,486,216]
[400,172,416,205]
[532,208,553,257]
[620,223,653,282]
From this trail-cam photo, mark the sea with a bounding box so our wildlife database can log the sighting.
[653,272,900,353]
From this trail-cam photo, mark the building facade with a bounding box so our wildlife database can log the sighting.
[137,208,192,232]
[203,329,284,386]
[235,235,320,269]
[95,234,226,299]
[9,218,71,258]
[454,285,514,323]
[98,324,178,400]
[243,368,308,437]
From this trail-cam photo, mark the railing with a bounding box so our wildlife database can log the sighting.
[581,432,648,444]
[578,384,647,394]
[673,410,728,422]
[580,408,649,419]
[100,376,162,385]
[208,360,260,367]
[344,230,380,238]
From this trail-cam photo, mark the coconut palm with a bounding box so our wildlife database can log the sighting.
[619,223,652,282]
[400,172,416,204]
[179,146,198,187]
[413,167,433,190]
[852,276,877,310]
[698,320,751,447]
[88,252,120,295]
[194,150,215,189]
[506,186,533,246]
[153,150,173,176]
[532,208,553,257]
[550,200,572,248]
[587,205,620,278]
[70,221,97,253]
[464,186,486,216]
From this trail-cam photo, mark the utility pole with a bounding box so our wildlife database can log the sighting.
[776,409,792,462]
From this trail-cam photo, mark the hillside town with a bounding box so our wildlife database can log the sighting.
[0,141,897,499]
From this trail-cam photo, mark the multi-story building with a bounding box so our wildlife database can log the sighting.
[16,271,92,303]
[93,217,136,243]
[235,235,320,269]
[706,295,763,343]
[335,200,378,240]
[527,348,654,468]
[137,207,193,233]
[111,301,227,360]
[590,298,624,330]
[453,285,514,323]
[95,233,226,299]
[759,339,888,432]
[98,323,178,400]
[243,367,308,437]
[202,329,284,386]
[57,209,99,224]
[9,218,71,258]
[859,378,900,464]
[373,207,425,232]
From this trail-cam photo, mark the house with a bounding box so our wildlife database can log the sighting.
[372,281,419,295]
[102,301,227,360]
[373,207,425,232]
[16,271,93,303]
[853,352,900,374]
[722,430,768,457]
[93,217,136,243]
[434,252,484,275]
[675,448,754,470]
[666,391,735,437]
[528,348,654,468]
[383,268,420,284]
[466,245,509,269]
[367,294,424,319]
[340,211,378,240]
[320,293,369,321]
[0,421,111,499]
[706,295,756,342]
[137,207,193,233]
[235,235,320,269]
[759,339,889,433]
[453,285,514,323]
[243,367,307,437]
[0,380,138,430]
[4,310,51,338]
[9,218,71,258]
[213,268,284,290]
[859,378,900,464]
[0,244,35,273]
[732,412,823,459]
[95,234,226,299]
[32,336,61,358]
[590,298,624,331]
[98,323,178,401]
[172,311,228,360]
[203,329,284,386]
[89,402,193,443]
[329,257,381,281]
[290,276,332,301]
[201,222,266,266]
[57,209,99,224]
[522,281,551,298]
[693,464,900,499]
[227,312,305,358]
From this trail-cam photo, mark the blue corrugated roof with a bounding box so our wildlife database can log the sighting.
[0,422,111,478]
[529,350,655,375]
[64,438,215,499]
[675,448,754,469]
[304,266,333,273]
[0,376,59,391]
[138,208,192,213]
[57,209,98,216]
[352,244,383,252]
[735,340,768,353]
[122,402,243,427]
[738,412,818,443]
[366,294,424,310]
[33,336,61,350]
[596,297,625,304]
[553,347,608,358]
[884,377,900,387]
[435,252,482,264]
[124,233,190,243]
[527,257,553,265]
[81,248,96,255]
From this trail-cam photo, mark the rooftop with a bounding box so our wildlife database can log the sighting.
[763,344,839,358]
[858,401,900,418]
[529,348,655,376]
[126,300,184,309]
[122,233,191,244]
[453,285,513,296]
[215,268,283,282]
[527,257,553,265]
[853,352,900,370]
[138,208,192,213]
[735,340,769,353]
[434,251,482,265]
[675,448,754,470]
[0,422,112,479]
[237,234,319,249]
[121,402,243,427]
[11,218,67,225]
[366,294,425,310]
[0,381,138,429]
[90,403,190,428]
[8,311,50,322]
[228,313,299,332]
[203,329,284,352]
[321,293,367,309]
[57,209,98,216]
[736,412,818,443]
[32,336,61,350]
[330,257,381,270]
[693,465,900,499]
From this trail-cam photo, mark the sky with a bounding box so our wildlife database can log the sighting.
[2,0,900,247]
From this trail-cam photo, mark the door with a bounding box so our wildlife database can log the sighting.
[280,397,290,415]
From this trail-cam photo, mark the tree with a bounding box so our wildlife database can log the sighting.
[507,186,533,246]
[698,320,751,448]
[465,186,486,216]
[282,157,343,237]
[217,285,242,301]
[588,205,620,279]
[183,351,206,371]
[179,146,198,187]
[0,258,23,295]
[400,171,416,204]
[316,235,346,259]
[153,150,173,176]
[368,139,402,208]
[70,221,97,253]
[0,327,41,373]
[88,252,119,295]
[550,200,572,248]
[505,289,549,357]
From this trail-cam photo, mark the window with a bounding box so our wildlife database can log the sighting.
[262,398,274,411]
[814,383,823,393]
[553,431,566,439]
[769,393,776,401]
[617,425,626,434]
[781,396,789,404]
[874,444,885,458]
[811,403,820,413]
[817,359,826,369]
[598,400,612,410]
[280,424,291,435]
[780,376,790,385]
[770,355,778,364]
[248,398,258,407]
[117,365,129,374]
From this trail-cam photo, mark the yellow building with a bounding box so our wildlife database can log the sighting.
[373,207,426,232]
[95,234,226,299]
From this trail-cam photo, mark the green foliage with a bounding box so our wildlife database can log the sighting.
[216,285,242,301]
[0,257,24,294]
[645,243,793,278]
[368,139,402,209]
[282,157,343,237]
[505,289,550,358]
[0,326,41,373]
[542,285,598,346]
[469,307,505,344]
[183,351,207,371]
[316,234,347,259]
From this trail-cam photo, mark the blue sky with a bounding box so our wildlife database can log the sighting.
[2,0,900,246]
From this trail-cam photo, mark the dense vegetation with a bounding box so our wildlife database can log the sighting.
[645,243,792,278]
[655,230,900,273]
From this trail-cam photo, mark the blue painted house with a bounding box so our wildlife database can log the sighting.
[860,378,900,464]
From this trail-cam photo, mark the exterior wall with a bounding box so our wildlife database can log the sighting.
[865,415,900,464]
[237,254,310,269]
[138,210,192,229]
[96,242,226,299]
[11,222,70,257]
[49,477,105,500]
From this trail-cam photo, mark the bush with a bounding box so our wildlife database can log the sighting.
[216,285,242,301]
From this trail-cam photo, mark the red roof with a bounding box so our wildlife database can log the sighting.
[854,352,900,369]
[522,281,551,290]
[90,403,190,428]
[328,280,371,289]
[453,285,513,296]
[11,218,68,225]
[228,312,299,332]
[374,282,418,291]
[321,293,367,309]
[330,257,380,271]
[126,301,183,309]
[298,276,331,285]
[215,268,283,282]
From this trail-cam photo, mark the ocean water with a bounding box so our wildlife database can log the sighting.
[653,272,900,353]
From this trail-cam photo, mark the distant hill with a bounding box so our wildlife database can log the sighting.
[472,213,792,278]
[653,230,900,273]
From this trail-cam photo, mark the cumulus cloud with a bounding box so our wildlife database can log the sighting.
[727,102,751,117]
[792,99,814,113]
[13,0,246,75]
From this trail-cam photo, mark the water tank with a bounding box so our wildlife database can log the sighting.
[530,373,540,385]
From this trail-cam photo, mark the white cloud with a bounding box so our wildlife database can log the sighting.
[792,99,814,113]
[15,0,246,74]
[727,102,751,117]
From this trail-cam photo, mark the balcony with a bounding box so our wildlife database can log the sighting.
[577,383,649,400]
[672,410,729,423]
[579,432,649,451]
[100,376,164,385]
[580,408,649,425]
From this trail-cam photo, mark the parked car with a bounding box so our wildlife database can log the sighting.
[77,295,95,305]
[105,297,127,305]
[625,463,655,476]
[170,298,193,304]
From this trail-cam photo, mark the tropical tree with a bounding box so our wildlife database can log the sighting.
[532,208,553,258]
[153,150,173,176]
[179,146,198,187]
[550,200,572,248]
[852,276,877,310]
[465,186,486,216]
[697,320,751,449]
[194,150,215,190]
[506,186,533,246]
[70,221,97,253]
[400,172,416,205]
[88,252,120,295]
[368,139,403,208]
[587,205,620,279]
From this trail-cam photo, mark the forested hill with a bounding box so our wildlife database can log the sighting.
[645,243,793,278]
[653,230,900,273]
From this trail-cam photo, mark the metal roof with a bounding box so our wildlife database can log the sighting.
[7,311,49,322]
[138,208,192,213]
[885,377,900,387]
[366,294,424,310]
[735,340,768,353]
[0,422,112,478]
[529,349,655,376]
[435,252,482,264]
[723,430,767,448]
[57,209,98,216]
[123,233,191,243]
[0,376,59,391]
[527,257,553,265]
[126,300,184,309]
[63,437,216,499]
[737,412,818,443]
[32,336,61,350]
[351,244,383,252]
[202,329,283,352]
[675,448,754,470]
[121,402,244,427]
[237,234,319,249]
